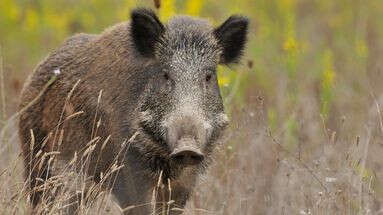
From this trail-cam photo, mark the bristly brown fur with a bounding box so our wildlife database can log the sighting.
[18,8,248,214]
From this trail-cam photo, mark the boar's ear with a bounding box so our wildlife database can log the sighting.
[131,8,165,57]
[214,16,249,64]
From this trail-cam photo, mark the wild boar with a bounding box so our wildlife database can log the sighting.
[18,8,248,214]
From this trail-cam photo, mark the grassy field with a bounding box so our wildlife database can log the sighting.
[1,0,383,214]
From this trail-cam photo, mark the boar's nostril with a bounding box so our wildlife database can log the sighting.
[170,149,204,165]
[172,154,185,162]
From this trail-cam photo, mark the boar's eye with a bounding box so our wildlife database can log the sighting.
[206,74,212,82]
[163,72,170,81]
[205,68,215,83]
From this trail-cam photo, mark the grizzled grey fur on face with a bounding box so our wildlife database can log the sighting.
[18,8,248,215]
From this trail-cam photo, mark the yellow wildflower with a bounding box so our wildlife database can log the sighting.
[322,50,336,88]
[218,75,230,87]
[283,36,299,54]
[1,0,20,22]
[355,39,368,58]
[185,0,203,16]
[24,8,38,31]
[159,0,175,21]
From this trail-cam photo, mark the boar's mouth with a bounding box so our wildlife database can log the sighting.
[169,138,205,166]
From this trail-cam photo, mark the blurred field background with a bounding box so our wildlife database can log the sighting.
[1,0,383,214]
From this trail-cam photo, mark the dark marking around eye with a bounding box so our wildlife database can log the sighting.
[206,74,212,82]
[163,72,169,80]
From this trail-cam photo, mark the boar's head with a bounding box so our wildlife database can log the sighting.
[130,8,248,177]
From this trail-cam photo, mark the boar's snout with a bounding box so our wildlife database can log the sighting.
[166,108,210,165]
[165,111,210,165]
[170,138,204,165]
